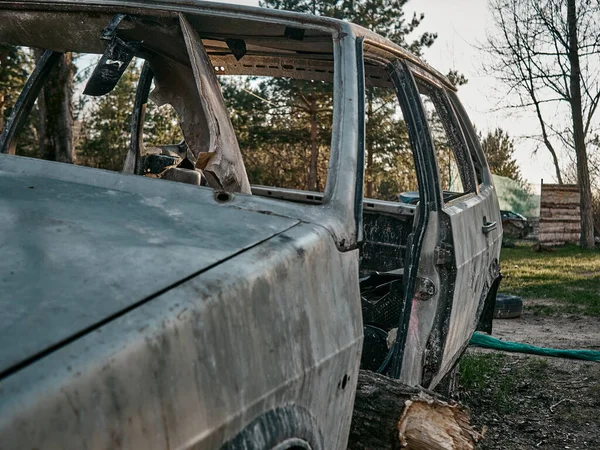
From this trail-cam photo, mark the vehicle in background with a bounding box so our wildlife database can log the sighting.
[398,191,420,205]
[0,1,502,448]
[399,190,470,205]
[501,210,531,239]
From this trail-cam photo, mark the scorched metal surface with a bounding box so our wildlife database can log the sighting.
[0,162,299,376]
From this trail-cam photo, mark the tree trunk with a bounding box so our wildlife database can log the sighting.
[548,143,564,185]
[348,370,481,450]
[530,88,564,184]
[308,97,319,191]
[541,132,563,185]
[567,0,595,249]
[37,82,47,158]
[35,50,74,163]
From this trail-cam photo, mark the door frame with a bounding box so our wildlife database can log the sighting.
[386,59,444,380]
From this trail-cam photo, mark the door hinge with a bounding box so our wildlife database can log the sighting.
[415,276,436,301]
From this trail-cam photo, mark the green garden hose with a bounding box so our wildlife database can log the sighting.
[469,332,600,362]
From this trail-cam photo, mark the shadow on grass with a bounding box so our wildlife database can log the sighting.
[459,352,549,415]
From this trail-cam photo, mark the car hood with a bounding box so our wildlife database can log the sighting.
[0,168,299,376]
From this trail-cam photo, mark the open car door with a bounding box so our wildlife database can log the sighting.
[385,61,502,388]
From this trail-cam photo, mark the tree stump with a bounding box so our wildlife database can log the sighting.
[348,370,481,450]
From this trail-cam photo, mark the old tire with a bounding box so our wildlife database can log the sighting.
[494,293,523,319]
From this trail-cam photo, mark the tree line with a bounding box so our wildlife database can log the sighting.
[5,0,581,239]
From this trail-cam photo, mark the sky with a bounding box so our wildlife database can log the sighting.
[412,0,555,189]
[209,0,562,187]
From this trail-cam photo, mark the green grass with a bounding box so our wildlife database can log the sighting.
[500,244,600,316]
[459,352,549,415]
[459,353,511,408]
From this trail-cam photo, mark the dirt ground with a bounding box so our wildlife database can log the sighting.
[493,308,600,350]
[459,310,600,450]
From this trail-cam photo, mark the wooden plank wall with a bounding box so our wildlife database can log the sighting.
[538,183,581,246]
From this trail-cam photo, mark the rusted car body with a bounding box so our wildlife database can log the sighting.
[0,1,502,449]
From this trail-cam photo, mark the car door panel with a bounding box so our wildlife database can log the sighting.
[386,66,502,387]
[433,186,502,386]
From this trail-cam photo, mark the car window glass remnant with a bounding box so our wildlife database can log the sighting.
[417,81,477,203]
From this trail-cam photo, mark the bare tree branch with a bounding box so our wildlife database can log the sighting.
[482,0,600,202]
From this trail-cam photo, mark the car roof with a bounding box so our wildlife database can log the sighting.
[0,0,455,90]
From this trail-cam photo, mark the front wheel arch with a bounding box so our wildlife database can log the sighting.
[220,406,323,450]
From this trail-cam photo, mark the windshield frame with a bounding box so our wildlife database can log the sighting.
[0,4,363,251]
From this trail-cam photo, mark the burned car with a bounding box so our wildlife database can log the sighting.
[0,1,502,449]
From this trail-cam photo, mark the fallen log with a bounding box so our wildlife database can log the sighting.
[348,370,481,450]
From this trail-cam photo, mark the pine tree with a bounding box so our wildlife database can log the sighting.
[0,45,39,156]
[236,0,439,197]
[34,50,76,163]
[222,76,332,191]
[0,45,31,131]
[340,0,436,55]
[480,128,523,183]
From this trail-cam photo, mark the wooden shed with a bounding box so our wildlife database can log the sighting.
[538,182,581,246]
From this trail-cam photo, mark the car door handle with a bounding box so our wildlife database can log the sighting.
[482,219,497,234]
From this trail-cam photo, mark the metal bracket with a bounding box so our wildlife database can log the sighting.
[434,242,453,267]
